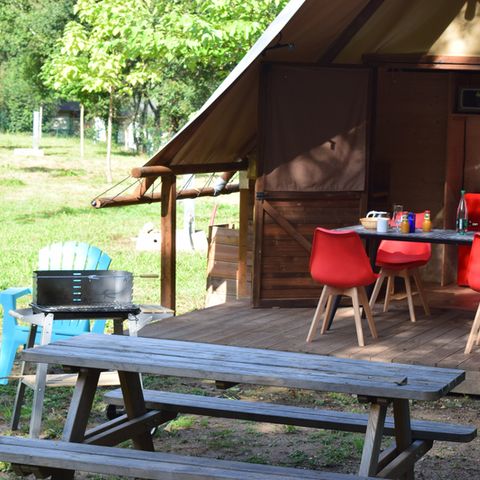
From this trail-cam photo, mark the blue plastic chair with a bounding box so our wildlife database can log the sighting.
[0,241,111,385]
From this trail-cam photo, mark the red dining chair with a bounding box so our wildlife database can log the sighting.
[465,234,480,354]
[369,212,431,322]
[306,228,378,347]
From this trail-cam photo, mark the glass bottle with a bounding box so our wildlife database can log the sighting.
[422,210,432,232]
[400,213,410,233]
[456,190,468,235]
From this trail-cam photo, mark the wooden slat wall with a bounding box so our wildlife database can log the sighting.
[206,225,252,307]
[372,69,450,283]
[256,193,364,307]
[372,69,449,215]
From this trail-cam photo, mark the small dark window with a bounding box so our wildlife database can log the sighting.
[458,88,480,113]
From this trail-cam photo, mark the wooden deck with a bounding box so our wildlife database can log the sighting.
[141,285,480,395]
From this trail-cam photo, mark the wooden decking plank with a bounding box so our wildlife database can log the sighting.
[330,315,425,360]
[383,313,466,364]
[326,313,433,360]
[433,332,475,368]
[394,321,466,364]
[364,311,462,363]
[141,303,238,338]
[454,349,480,370]
[229,309,313,348]
[191,308,289,344]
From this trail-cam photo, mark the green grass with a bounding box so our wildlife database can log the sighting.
[0,132,239,313]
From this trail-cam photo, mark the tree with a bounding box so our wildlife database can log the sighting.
[42,0,289,169]
[43,0,166,181]
[0,0,76,132]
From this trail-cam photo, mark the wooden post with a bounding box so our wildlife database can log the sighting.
[80,103,85,160]
[161,174,176,311]
[237,171,250,298]
[105,87,114,183]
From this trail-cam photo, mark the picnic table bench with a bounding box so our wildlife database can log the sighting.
[0,335,475,479]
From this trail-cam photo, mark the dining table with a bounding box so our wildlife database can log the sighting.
[336,226,474,264]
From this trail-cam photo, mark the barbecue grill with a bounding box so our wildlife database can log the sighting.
[31,270,141,319]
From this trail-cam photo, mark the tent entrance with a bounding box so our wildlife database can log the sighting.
[254,64,370,307]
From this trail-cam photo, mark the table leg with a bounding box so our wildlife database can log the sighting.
[62,368,101,442]
[366,237,380,269]
[118,370,155,451]
[358,399,388,477]
[325,295,342,330]
[393,399,414,480]
[51,368,101,480]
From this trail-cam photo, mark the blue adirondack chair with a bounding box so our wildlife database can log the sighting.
[0,241,111,385]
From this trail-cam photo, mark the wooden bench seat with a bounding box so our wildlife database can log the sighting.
[0,436,374,479]
[105,389,477,443]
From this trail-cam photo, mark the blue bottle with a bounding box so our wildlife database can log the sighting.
[408,212,416,233]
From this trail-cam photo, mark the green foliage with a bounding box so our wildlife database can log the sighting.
[41,0,289,149]
[0,0,76,132]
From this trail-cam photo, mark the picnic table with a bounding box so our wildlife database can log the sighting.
[0,334,475,479]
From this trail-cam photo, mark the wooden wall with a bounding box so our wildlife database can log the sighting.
[371,68,450,282]
[205,225,252,307]
[253,192,365,307]
[371,68,449,217]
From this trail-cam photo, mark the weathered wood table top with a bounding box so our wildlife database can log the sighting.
[22,334,465,401]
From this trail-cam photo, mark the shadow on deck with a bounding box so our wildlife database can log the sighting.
[141,284,480,395]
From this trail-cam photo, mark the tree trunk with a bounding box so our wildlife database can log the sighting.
[80,103,85,160]
[105,88,113,183]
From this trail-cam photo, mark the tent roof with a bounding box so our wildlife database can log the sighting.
[145,0,480,170]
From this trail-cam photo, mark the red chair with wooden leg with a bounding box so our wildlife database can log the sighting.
[369,212,431,323]
[465,233,480,354]
[306,228,378,347]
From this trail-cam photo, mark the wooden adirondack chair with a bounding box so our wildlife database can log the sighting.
[0,241,111,386]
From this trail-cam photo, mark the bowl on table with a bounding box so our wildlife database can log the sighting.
[360,217,378,230]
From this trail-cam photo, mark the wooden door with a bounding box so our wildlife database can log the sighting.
[254,64,370,307]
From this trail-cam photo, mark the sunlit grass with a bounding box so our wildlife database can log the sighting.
[0,133,238,313]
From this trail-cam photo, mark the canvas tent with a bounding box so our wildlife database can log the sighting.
[94,0,480,310]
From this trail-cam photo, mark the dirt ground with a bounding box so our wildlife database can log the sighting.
[1,376,478,480]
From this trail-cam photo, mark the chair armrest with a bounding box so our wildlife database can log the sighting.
[0,288,32,318]
[0,287,31,302]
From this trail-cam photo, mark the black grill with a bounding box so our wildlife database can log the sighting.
[31,270,140,318]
